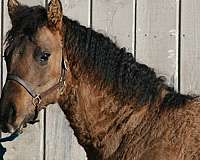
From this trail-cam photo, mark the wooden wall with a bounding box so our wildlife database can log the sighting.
[1,0,200,159]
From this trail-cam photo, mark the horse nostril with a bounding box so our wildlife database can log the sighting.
[0,123,15,133]
[0,123,9,133]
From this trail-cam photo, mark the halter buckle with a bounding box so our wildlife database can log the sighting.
[32,95,41,107]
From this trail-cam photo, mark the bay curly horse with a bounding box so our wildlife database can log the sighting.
[0,0,200,159]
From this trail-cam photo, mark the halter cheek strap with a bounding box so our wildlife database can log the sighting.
[7,75,38,98]
[6,58,67,110]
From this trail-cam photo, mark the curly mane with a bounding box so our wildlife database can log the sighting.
[63,17,193,106]
[4,5,47,63]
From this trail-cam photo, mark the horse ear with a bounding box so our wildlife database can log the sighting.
[47,0,63,31]
[8,0,20,21]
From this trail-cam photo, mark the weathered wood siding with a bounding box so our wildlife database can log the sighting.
[180,0,200,94]
[136,0,178,88]
[0,0,200,159]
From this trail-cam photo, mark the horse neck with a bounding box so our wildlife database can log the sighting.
[59,20,150,158]
[58,72,149,159]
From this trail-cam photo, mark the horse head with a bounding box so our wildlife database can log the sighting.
[0,0,65,134]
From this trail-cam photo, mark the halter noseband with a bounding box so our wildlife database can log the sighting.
[6,57,67,120]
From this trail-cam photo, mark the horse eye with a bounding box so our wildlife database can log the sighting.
[33,48,51,65]
[40,51,51,63]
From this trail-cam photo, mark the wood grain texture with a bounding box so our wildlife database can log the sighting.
[180,0,200,94]
[45,0,88,159]
[92,0,134,52]
[136,0,178,86]
[46,105,86,160]
[61,0,90,27]
[2,1,45,160]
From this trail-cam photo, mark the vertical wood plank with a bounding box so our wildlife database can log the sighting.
[2,1,45,160]
[180,0,200,94]
[60,0,90,27]
[45,0,88,160]
[136,0,178,86]
[46,104,87,160]
[92,0,134,52]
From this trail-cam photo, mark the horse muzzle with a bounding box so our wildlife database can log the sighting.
[0,123,16,133]
[0,101,17,133]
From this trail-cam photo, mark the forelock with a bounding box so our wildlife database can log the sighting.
[5,5,48,60]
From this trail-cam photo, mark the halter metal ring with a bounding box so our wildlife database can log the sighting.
[32,95,41,107]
